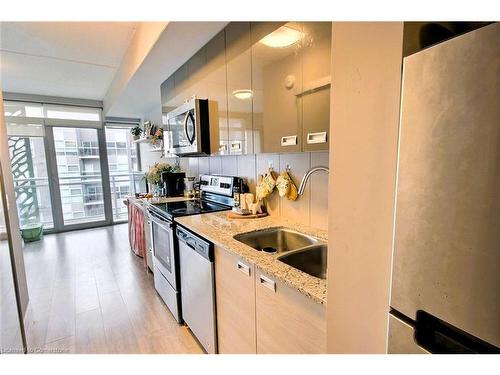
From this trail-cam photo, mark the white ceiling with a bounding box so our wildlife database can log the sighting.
[0,21,227,120]
[0,22,137,100]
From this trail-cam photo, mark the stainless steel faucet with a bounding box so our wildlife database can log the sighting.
[297,166,329,196]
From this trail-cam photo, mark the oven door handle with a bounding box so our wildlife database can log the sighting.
[148,210,173,228]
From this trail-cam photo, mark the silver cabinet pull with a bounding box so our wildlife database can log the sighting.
[281,135,297,146]
[236,261,250,276]
[307,131,327,144]
[259,274,276,292]
[219,144,227,152]
[230,142,241,151]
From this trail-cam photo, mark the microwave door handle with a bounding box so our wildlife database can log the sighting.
[183,112,190,143]
[183,112,195,145]
[183,111,196,145]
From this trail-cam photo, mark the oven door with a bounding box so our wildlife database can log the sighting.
[149,211,178,290]
[166,100,200,155]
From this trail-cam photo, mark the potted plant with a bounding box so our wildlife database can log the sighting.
[144,162,180,196]
[130,126,143,140]
[150,127,163,147]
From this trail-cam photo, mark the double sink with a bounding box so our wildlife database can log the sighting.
[233,227,327,280]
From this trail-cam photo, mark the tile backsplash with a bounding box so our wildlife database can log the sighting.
[179,152,329,230]
[140,145,328,230]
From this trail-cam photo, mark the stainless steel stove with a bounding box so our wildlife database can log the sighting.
[147,197,230,220]
[146,174,242,326]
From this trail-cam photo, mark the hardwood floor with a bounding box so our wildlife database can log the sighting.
[22,224,203,354]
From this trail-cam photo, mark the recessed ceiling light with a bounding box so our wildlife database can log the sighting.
[232,89,253,100]
[260,26,303,48]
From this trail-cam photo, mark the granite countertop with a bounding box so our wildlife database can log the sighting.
[175,211,328,305]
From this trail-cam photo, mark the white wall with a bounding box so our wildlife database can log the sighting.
[326,22,404,353]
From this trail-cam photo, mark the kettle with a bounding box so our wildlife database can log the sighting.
[184,176,196,198]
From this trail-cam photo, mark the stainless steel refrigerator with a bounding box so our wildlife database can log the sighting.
[388,22,500,354]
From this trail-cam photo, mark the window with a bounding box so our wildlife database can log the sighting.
[4,102,43,118]
[68,165,80,174]
[7,136,54,228]
[44,104,101,122]
[4,100,108,230]
[105,125,144,221]
[53,127,105,225]
[70,188,82,195]
[4,100,149,230]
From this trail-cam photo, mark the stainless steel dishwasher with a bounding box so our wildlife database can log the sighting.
[176,225,217,354]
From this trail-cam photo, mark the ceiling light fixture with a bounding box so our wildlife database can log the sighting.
[260,26,303,48]
[232,89,253,100]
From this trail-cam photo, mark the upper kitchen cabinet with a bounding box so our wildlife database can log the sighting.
[300,22,331,152]
[188,46,207,84]
[186,46,208,102]
[172,63,189,106]
[160,22,332,156]
[161,48,206,109]
[251,22,302,153]
[251,22,331,153]
[160,75,175,113]
[204,30,229,154]
[226,22,253,155]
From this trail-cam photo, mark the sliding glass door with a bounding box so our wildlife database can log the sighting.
[52,127,106,225]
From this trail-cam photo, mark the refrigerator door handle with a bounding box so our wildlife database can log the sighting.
[414,310,500,354]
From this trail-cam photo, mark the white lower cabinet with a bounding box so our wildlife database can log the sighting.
[214,246,326,354]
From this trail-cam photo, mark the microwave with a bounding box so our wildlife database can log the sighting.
[165,98,219,156]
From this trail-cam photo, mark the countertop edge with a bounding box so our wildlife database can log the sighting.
[175,212,327,306]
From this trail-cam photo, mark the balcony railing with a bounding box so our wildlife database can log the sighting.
[11,177,53,228]
[78,148,100,157]
[12,171,146,226]
[109,172,146,221]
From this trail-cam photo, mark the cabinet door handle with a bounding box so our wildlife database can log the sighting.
[236,261,250,276]
[259,274,276,292]
[307,131,327,144]
[281,135,297,146]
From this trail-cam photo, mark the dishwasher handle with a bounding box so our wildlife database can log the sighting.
[176,226,214,261]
